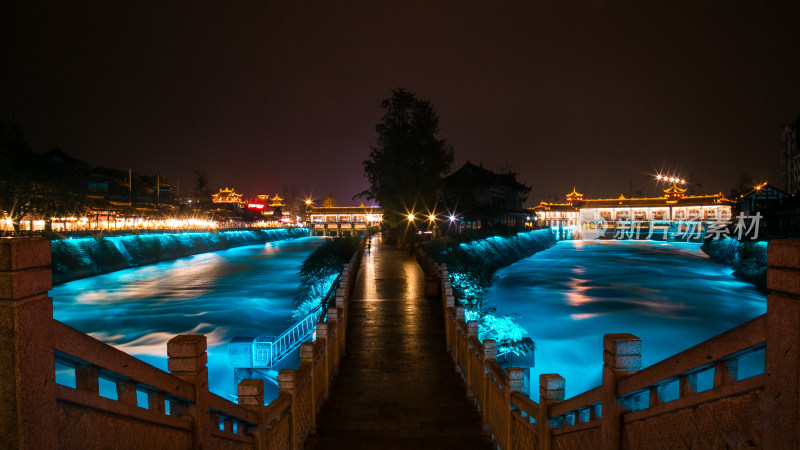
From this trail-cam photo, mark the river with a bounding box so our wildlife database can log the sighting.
[51,236,328,400]
[485,240,767,398]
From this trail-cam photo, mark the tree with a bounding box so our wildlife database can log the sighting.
[0,119,88,229]
[321,193,337,208]
[191,172,213,209]
[279,185,301,219]
[729,173,756,200]
[360,88,454,244]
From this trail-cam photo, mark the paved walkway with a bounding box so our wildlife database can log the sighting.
[304,234,493,449]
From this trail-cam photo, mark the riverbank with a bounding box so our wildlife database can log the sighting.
[50,227,311,284]
[420,229,556,351]
[700,238,768,292]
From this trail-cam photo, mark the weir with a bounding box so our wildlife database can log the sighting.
[50,227,310,284]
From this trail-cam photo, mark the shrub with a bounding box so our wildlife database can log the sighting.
[421,229,555,356]
[293,236,360,320]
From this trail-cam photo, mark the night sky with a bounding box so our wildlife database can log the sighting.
[3,1,799,205]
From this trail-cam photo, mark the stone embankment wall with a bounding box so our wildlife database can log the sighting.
[50,228,310,284]
[701,237,768,291]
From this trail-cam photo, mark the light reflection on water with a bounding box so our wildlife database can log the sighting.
[485,240,766,399]
[51,236,328,399]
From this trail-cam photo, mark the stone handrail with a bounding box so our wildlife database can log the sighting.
[53,320,196,403]
[1,235,365,449]
[417,239,800,449]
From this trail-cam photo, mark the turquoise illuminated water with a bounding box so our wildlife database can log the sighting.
[51,236,328,399]
[485,240,767,399]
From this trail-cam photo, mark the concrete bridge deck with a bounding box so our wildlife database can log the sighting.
[305,234,493,449]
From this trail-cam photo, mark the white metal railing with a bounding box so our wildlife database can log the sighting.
[251,274,341,368]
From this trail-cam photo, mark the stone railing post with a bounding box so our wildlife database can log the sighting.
[0,237,57,449]
[455,306,464,323]
[600,334,641,450]
[453,306,465,363]
[237,378,265,448]
[335,295,346,325]
[278,369,298,450]
[764,239,800,448]
[317,321,330,395]
[506,367,525,448]
[329,306,344,360]
[538,374,565,450]
[300,342,315,426]
[482,340,496,424]
[167,335,211,448]
[467,320,478,392]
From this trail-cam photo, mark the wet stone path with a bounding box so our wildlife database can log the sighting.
[304,234,493,449]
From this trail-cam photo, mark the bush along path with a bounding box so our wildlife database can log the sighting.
[419,229,556,357]
[292,236,361,320]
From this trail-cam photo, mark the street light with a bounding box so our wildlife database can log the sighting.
[407,213,415,221]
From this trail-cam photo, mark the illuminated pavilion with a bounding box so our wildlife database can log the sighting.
[532,185,733,227]
[212,187,244,204]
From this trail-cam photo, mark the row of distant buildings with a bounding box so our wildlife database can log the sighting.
[532,186,734,227]
[211,188,385,235]
[532,115,800,238]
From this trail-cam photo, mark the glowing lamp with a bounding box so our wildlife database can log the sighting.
[449,215,456,222]
[407,213,415,221]
[428,214,436,221]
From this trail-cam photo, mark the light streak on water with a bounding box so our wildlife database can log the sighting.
[51,236,328,399]
[485,240,766,399]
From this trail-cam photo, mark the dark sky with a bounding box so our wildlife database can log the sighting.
[3,1,800,205]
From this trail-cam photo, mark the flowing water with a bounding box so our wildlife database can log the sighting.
[51,236,328,399]
[485,240,766,399]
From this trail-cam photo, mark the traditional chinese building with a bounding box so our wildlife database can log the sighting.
[256,194,284,209]
[530,188,582,227]
[309,205,383,236]
[212,187,244,204]
[441,162,531,229]
[739,183,800,238]
[532,184,733,227]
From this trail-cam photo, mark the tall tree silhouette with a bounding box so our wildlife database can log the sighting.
[360,88,453,243]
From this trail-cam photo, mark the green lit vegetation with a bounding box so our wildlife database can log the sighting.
[293,236,361,320]
[421,229,554,356]
[701,238,768,292]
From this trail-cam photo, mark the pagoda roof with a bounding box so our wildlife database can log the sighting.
[444,161,531,193]
[531,202,578,212]
[576,193,732,208]
[663,183,687,194]
[566,187,583,198]
[213,187,242,197]
[740,183,788,200]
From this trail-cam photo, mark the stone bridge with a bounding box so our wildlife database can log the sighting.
[1,236,799,448]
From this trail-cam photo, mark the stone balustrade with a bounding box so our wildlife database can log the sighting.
[1,235,365,449]
[418,239,800,449]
